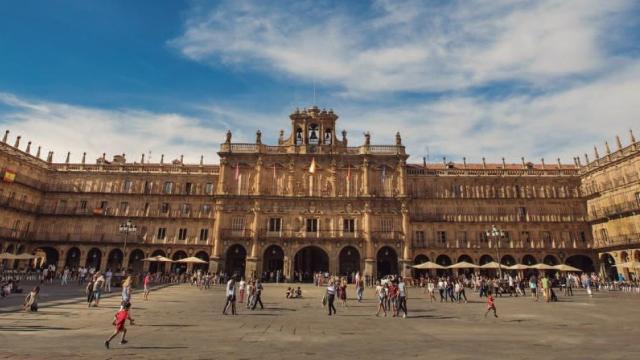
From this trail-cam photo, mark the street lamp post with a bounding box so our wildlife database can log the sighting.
[486,225,504,280]
[119,219,137,271]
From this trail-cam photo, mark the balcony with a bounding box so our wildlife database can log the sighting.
[220,228,254,240]
[0,196,41,213]
[37,206,213,219]
[595,233,640,248]
[410,213,586,223]
[371,231,403,241]
[257,229,363,241]
[589,200,640,221]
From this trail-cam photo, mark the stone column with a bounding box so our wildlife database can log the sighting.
[283,255,292,283]
[210,200,225,273]
[246,200,261,280]
[57,249,66,270]
[363,201,375,282]
[400,201,412,278]
[397,159,407,197]
[362,158,370,196]
[216,158,228,195]
[79,249,88,269]
[254,157,262,195]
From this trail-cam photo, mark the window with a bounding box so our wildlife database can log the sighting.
[521,231,531,246]
[160,203,170,214]
[541,231,552,244]
[144,202,149,215]
[517,207,527,221]
[202,204,212,214]
[185,182,193,194]
[157,227,166,240]
[415,231,425,247]
[456,231,467,246]
[119,202,129,214]
[479,231,488,243]
[380,218,393,232]
[144,181,152,194]
[205,183,214,195]
[269,218,282,232]
[57,200,67,212]
[599,228,608,242]
[181,203,191,215]
[199,228,209,242]
[178,228,188,241]
[123,180,133,193]
[306,218,318,233]
[99,200,108,209]
[343,219,355,233]
[437,231,447,244]
[231,217,245,231]
[79,200,87,210]
[163,181,173,194]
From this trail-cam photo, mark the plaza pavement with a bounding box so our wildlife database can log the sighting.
[1,282,639,360]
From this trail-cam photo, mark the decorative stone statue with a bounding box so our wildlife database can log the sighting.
[342,130,347,145]
[396,132,402,145]
[225,130,232,143]
[364,132,370,146]
[256,130,262,144]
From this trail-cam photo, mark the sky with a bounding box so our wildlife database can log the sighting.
[1,0,639,164]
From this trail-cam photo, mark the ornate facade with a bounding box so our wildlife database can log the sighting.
[0,107,635,281]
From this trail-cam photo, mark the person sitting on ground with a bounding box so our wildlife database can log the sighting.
[286,287,292,298]
[295,287,302,298]
[23,286,40,312]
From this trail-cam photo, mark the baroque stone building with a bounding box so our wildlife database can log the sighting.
[0,107,636,281]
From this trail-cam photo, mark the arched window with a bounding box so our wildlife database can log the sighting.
[308,124,319,145]
[324,128,332,144]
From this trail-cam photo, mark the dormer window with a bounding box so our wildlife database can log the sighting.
[308,124,319,144]
[324,129,332,144]
[295,128,303,145]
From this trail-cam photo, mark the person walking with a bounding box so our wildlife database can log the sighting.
[223,277,237,315]
[142,273,151,301]
[326,280,337,316]
[105,269,113,293]
[355,272,364,302]
[90,273,105,307]
[251,280,264,310]
[375,280,387,316]
[238,277,246,304]
[397,276,408,318]
[541,273,551,303]
[121,276,132,305]
[426,279,437,302]
[529,274,538,301]
[339,279,348,307]
[61,267,69,286]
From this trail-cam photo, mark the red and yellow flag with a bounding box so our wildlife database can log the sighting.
[2,168,16,183]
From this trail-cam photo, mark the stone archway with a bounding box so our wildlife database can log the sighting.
[149,249,167,273]
[194,251,210,272]
[106,248,124,271]
[35,247,59,268]
[172,250,188,274]
[294,246,329,282]
[128,249,145,274]
[600,253,617,280]
[565,255,594,273]
[501,255,516,266]
[376,246,398,279]
[543,255,559,265]
[413,254,430,278]
[263,245,284,281]
[479,254,494,265]
[225,244,247,278]
[65,247,81,269]
[435,254,452,276]
[339,246,360,280]
[86,248,102,270]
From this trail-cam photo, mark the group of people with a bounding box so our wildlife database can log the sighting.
[222,277,265,315]
[374,276,409,317]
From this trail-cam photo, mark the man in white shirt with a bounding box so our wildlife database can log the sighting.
[105,269,113,293]
[223,277,237,315]
[397,277,408,318]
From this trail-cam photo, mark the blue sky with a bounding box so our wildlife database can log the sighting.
[1,0,639,164]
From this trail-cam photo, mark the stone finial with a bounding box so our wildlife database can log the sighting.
[102,153,106,162]
[256,130,262,144]
[200,155,204,165]
[141,153,145,164]
[501,157,506,167]
[584,153,589,164]
[2,130,8,143]
[342,129,347,143]
[36,146,41,158]
[442,156,446,165]
[482,157,486,169]
[576,156,582,167]
[363,131,370,146]
[395,132,402,145]
[278,129,284,142]
[14,135,21,148]
[65,151,70,164]
[463,157,467,169]
[605,141,611,154]
[422,156,426,168]
[557,157,561,168]
[630,129,636,143]
[25,141,31,154]
[594,146,600,159]
[180,155,184,164]
[47,151,53,163]
[521,157,526,168]
[541,158,545,169]
[160,154,164,164]
[82,152,86,164]
[616,135,622,150]
[225,130,232,143]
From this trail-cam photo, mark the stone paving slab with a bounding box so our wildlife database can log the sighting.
[1,284,639,360]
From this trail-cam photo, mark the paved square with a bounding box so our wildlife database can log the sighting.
[1,283,639,360]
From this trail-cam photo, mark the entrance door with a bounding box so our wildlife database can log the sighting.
[293,246,329,282]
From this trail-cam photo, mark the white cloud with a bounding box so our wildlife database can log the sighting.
[0,93,231,164]
[169,0,633,95]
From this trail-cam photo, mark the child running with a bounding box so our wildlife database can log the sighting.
[484,294,498,318]
[105,302,135,349]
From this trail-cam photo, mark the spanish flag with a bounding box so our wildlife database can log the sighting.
[2,168,16,183]
[308,158,316,174]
